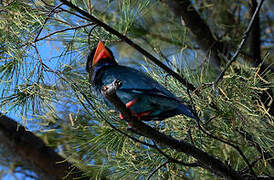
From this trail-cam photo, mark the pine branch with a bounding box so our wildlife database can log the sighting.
[34,3,64,42]
[101,79,243,180]
[147,160,169,180]
[34,23,94,42]
[214,0,265,85]
[187,83,256,177]
[59,0,196,92]
[67,75,201,172]
[236,127,274,168]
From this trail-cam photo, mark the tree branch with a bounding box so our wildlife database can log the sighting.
[214,0,265,85]
[0,113,89,179]
[147,160,169,180]
[101,79,243,180]
[152,141,200,167]
[66,75,201,172]
[249,0,262,66]
[59,0,196,92]
[236,127,274,168]
[34,3,64,42]
[34,23,94,42]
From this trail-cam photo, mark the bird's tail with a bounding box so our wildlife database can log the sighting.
[177,104,198,120]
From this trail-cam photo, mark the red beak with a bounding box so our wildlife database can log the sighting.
[92,41,113,65]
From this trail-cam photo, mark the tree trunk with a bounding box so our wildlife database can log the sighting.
[249,0,274,116]
[0,113,89,180]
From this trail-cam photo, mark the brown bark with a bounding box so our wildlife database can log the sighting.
[0,113,89,180]
[249,0,261,66]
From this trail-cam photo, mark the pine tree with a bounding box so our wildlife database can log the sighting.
[0,0,273,179]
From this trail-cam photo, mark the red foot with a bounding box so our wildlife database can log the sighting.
[119,113,124,120]
[119,98,152,120]
[135,111,152,120]
[120,98,138,120]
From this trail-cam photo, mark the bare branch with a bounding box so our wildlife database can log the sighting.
[34,3,64,42]
[34,23,94,42]
[88,25,99,47]
[214,0,265,85]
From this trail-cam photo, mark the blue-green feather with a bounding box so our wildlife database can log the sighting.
[93,64,197,121]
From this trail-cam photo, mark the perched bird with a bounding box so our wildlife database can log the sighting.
[86,41,197,121]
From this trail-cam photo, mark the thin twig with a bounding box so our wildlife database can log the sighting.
[59,7,91,21]
[88,25,99,47]
[186,88,198,118]
[34,3,64,42]
[32,45,44,82]
[187,128,195,145]
[202,116,217,126]
[59,0,196,91]
[147,160,169,180]
[214,0,265,85]
[34,23,94,42]
[240,156,262,175]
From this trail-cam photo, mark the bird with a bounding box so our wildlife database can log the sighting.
[86,41,197,121]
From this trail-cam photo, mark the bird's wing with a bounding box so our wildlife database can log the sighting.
[119,88,179,102]
[101,65,177,98]
[98,65,196,119]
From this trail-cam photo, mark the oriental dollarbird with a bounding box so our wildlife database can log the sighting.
[86,41,197,121]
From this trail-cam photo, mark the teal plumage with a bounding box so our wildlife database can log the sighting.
[86,41,197,121]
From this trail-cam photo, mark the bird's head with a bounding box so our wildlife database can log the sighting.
[86,41,117,82]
